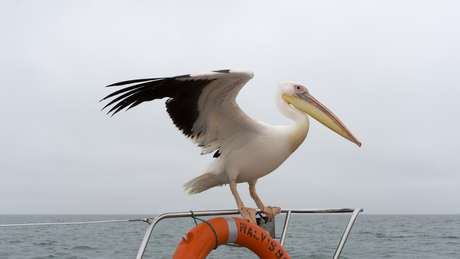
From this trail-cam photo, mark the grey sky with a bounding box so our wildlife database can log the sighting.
[1,1,459,214]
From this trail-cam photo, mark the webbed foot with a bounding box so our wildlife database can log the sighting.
[261,206,281,221]
[239,207,257,223]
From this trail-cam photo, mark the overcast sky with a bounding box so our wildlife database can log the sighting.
[1,1,459,215]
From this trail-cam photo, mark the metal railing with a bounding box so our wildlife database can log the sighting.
[136,207,363,259]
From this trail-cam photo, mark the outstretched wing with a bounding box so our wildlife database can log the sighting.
[101,69,263,155]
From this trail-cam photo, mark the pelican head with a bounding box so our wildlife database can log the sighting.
[279,81,361,147]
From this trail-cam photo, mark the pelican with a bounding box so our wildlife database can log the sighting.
[101,69,361,223]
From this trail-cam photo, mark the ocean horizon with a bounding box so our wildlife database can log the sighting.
[1,213,459,258]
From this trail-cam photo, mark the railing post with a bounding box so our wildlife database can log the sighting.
[279,210,292,246]
[332,207,363,259]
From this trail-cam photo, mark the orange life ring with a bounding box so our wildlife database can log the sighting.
[173,217,290,259]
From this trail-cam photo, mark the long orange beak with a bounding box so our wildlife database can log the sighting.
[283,92,361,147]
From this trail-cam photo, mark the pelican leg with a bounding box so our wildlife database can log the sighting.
[230,180,256,223]
[249,184,281,221]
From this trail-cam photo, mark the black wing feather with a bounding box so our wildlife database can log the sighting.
[101,75,215,138]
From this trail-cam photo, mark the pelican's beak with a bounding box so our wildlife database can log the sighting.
[283,92,361,147]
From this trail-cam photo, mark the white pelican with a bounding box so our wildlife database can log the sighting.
[101,69,361,223]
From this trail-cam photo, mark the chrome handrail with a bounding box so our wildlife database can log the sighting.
[136,207,363,259]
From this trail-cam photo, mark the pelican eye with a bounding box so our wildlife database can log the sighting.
[294,85,306,93]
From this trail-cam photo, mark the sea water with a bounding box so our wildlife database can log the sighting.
[0,214,459,258]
